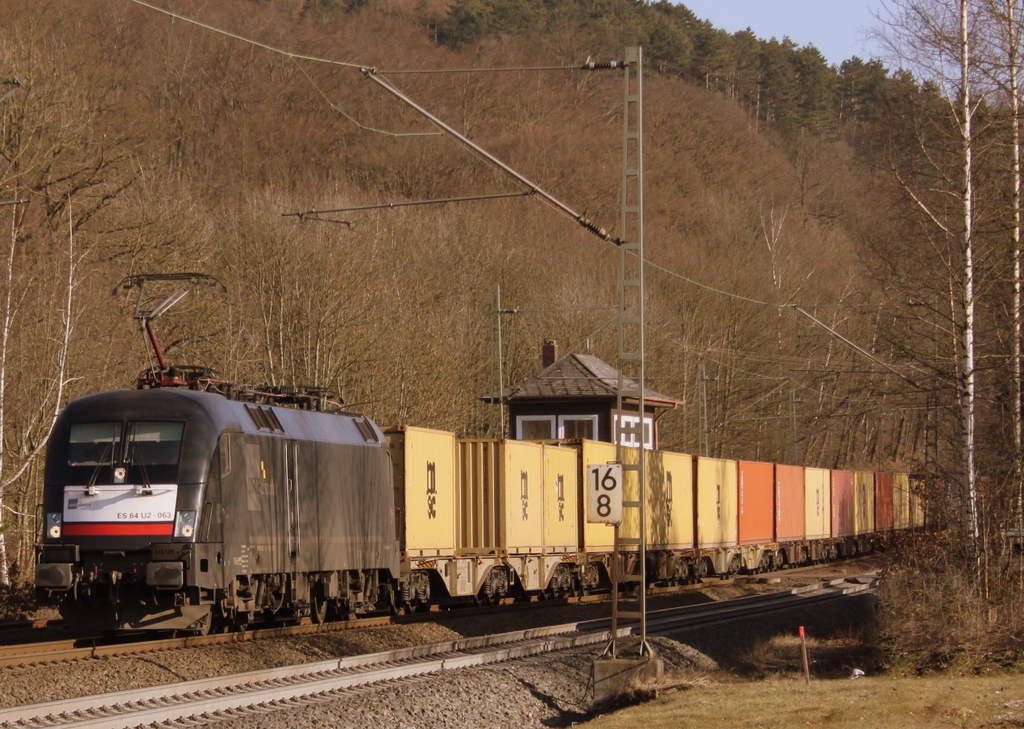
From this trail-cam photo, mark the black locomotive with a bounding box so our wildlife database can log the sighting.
[35,387,399,633]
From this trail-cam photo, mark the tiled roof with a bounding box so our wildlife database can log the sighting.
[482,353,681,407]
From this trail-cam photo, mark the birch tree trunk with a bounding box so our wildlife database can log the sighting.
[0,199,76,587]
[883,0,983,564]
[958,0,980,561]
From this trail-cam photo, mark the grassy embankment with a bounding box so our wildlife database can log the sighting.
[588,673,1024,729]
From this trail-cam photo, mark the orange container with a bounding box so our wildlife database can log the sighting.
[775,464,805,541]
[874,473,894,532]
[831,470,855,537]
[738,460,774,545]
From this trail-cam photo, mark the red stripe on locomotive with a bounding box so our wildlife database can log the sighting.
[64,523,174,536]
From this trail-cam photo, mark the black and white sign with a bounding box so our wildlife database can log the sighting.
[587,463,622,524]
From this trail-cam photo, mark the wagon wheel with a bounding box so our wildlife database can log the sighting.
[481,579,496,605]
[693,558,708,581]
[310,591,328,624]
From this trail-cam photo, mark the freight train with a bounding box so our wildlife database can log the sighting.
[33,383,922,634]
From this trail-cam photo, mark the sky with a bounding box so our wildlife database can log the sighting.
[680,1,894,67]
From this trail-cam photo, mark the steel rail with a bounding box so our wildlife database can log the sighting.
[0,616,391,670]
[0,576,876,729]
[0,561,867,669]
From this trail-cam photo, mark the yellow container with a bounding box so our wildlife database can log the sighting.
[457,440,545,554]
[580,439,624,551]
[649,450,695,549]
[543,444,579,552]
[385,425,458,557]
[696,457,738,548]
[854,471,875,535]
[804,467,831,540]
[893,473,911,530]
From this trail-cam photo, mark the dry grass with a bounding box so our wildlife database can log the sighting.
[0,584,39,621]
[585,675,1024,729]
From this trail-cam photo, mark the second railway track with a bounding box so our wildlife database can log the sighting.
[0,574,877,729]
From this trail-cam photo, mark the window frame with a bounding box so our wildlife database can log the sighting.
[614,413,654,450]
[516,415,556,440]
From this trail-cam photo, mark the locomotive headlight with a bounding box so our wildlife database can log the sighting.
[174,510,197,538]
[45,512,62,539]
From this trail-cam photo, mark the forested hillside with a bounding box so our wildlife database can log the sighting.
[0,0,1015,611]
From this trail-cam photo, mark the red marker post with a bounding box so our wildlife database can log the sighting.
[799,626,810,685]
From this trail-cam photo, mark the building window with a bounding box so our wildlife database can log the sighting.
[559,415,597,440]
[516,414,598,440]
[615,413,654,450]
[517,416,555,440]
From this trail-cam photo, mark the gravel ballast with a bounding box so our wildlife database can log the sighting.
[0,568,879,728]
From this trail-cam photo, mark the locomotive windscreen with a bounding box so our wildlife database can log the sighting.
[68,422,183,467]
[68,423,122,466]
[126,422,184,466]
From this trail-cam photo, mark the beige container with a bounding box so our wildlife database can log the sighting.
[649,449,695,549]
[893,473,911,530]
[911,479,926,528]
[385,425,458,557]
[696,457,739,548]
[457,439,545,554]
[854,471,875,535]
[804,467,831,540]
[543,444,580,553]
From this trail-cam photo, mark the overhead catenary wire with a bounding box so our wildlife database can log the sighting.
[128,0,924,388]
[362,69,627,247]
[123,1,860,311]
[284,191,536,220]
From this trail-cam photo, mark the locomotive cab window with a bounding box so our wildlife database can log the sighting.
[68,423,122,466]
[126,422,184,466]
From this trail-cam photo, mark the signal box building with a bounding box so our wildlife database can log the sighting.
[482,341,681,449]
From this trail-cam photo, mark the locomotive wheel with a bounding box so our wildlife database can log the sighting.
[190,609,213,636]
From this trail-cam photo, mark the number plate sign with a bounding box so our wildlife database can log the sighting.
[587,463,622,524]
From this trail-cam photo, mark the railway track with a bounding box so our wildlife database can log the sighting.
[0,560,872,670]
[0,616,391,669]
[0,574,877,729]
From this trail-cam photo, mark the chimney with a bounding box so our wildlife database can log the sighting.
[542,339,559,368]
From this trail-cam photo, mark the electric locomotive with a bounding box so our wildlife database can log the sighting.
[35,386,399,633]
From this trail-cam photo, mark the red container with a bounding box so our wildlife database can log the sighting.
[831,470,855,537]
[874,473,894,532]
[738,460,774,545]
[775,464,805,541]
